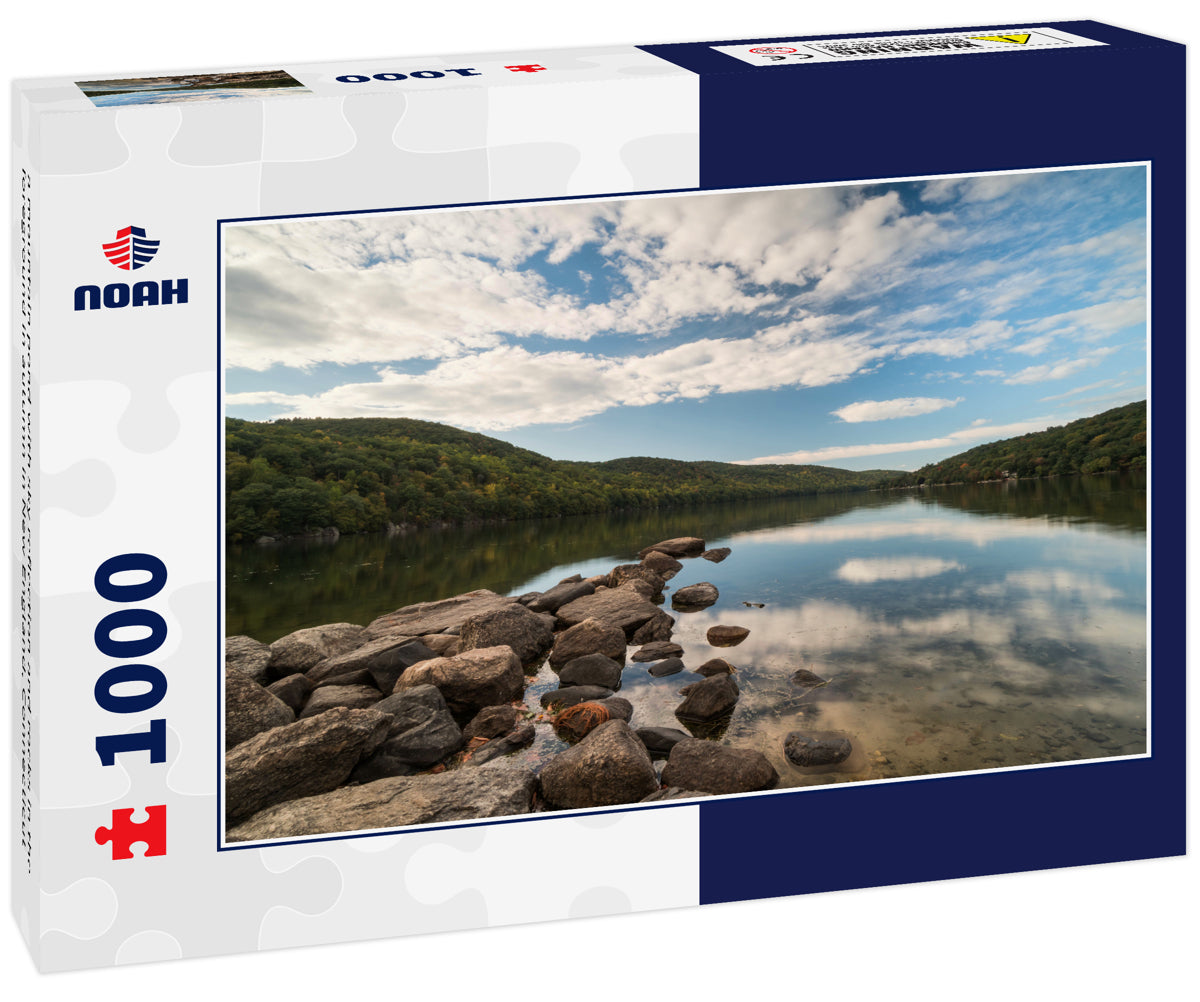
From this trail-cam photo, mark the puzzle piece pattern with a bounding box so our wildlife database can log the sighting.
[95,806,167,860]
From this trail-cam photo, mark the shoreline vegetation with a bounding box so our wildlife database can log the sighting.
[226,535,820,840]
[226,401,1146,545]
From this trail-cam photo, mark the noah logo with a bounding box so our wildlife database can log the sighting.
[102,225,160,271]
[74,225,187,311]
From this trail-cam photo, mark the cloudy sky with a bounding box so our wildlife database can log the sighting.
[224,164,1147,470]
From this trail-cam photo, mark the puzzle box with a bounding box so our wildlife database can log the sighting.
[12,19,1184,970]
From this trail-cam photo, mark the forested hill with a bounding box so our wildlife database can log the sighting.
[880,401,1147,489]
[225,416,898,541]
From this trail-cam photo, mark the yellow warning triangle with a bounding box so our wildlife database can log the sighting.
[970,33,1032,44]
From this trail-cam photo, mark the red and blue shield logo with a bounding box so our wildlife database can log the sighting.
[102,225,160,271]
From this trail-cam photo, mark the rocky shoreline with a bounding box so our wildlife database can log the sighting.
[225,535,850,841]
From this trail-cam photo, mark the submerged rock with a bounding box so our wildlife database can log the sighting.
[706,625,750,647]
[791,668,829,690]
[661,739,778,795]
[784,732,853,767]
[227,763,538,841]
[538,720,658,808]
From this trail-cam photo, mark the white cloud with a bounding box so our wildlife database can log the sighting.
[735,416,1059,465]
[837,557,964,583]
[832,396,963,423]
[1004,347,1119,385]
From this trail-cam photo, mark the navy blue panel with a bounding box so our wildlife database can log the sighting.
[658,25,1187,906]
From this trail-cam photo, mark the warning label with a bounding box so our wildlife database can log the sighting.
[713,27,1104,67]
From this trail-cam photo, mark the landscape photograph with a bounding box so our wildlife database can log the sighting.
[221,166,1148,842]
[77,69,308,107]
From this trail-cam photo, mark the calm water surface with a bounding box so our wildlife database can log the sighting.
[227,473,1147,788]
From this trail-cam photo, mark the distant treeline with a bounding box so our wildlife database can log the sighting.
[225,416,898,542]
[880,401,1147,489]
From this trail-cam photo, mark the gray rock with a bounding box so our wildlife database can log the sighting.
[226,665,295,749]
[647,658,686,678]
[350,685,464,781]
[226,635,272,685]
[701,547,732,563]
[706,624,750,647]
[268,623,366,677]
[312,668,376,689]
[640,787,712,802]
[556,589,661,638]
[695,658,736,677]
[462,704,522,742]
[675,674,740,723]
[468,721,535,765]
[225,707,391,825]
[298,684,384,719]
[558,653,623,690]
[549,617,627,668]
[527,578,596,614]
[266,673,315,714]
[791,668,830,690]
[227,763,537,841]
[607,564,667,595]
[538,720,658,808]
[784,732,853,767]
[541,685,616,710]
[364,590,518,641]
[630,610,675,645]
[640,550,683,580]
[631,641,684,662]
[636,726,692,758]
[637,537,705,559]
[420,634,460,657]
[459,604,553,667]
[310,636,440,692]
[661,739,778,794]
[394,645,524,718]
[672,582,719,609]
[598,696,633,722]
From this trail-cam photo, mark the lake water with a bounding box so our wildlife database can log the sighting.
[226,473,1148,788]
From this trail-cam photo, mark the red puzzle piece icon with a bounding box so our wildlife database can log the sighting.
[95,805,167,860]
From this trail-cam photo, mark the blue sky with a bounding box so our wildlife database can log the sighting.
[224,165,1147,471]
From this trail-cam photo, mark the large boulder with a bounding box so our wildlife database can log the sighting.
[350,685,464,781]
[298,684,384,719]
[227,763,538,841]
[527,578,596,614]
[538,720,658,808]
[225,665,294,749]
[363,590,518,641]
[661,739,778,795]
[268,623,366,677]
[640,550,683,580]
[556,589,660,638]
[308,636,439,691]
[672,582,719,609]
[225,707,391,825]
[675,674,740,723]
[637,537,705,559]
[549,617,627,668]
[558,653,623,690]
[394,645,524,718]
[459,604,553,668]
[226,635,272,685]
[630,610,675,645]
